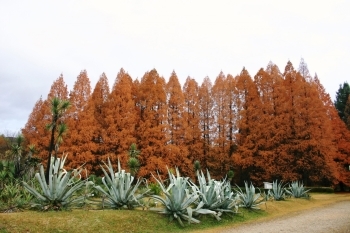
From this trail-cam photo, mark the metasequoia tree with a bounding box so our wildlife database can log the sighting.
[103,68,137,168]
[135,69,168,179]
[62,70,95,172]
[23,75,69,163]
[165,71,192,177]
[314,75,350,188]
[282,61,335,185]
[22,97,48,161]
[225,74,238,159]
[298,58,312,82]
[182,77,202,170]
[253,67,278,181]
[90,73,110,158]
[258,62,289,181]
[211,72,231,178]
[198,77,214,172]
[232,68,263,184]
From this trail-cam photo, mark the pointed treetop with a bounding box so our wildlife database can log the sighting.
[298,58,312,82]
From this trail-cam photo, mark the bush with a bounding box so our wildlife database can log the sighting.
[307,187,334,193]
[148,182,162,195]
[0,181,32,212]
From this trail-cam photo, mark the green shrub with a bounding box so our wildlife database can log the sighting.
[307,187,334,193]
[148,182,162,195]
[0,181,32,212]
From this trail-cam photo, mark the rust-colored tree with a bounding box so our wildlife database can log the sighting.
[102,68,137,169]
[281,61,336,185]
[22,97,47,160]
[91,73,110,161]
[62,70,96,173]
[183,77,202,173]
[251,63,292,182]
[198,77,214,172]
[211,72,232,178]
[165,71,192,178]
[232,68,263,185]
[22,75,69,163]
[135,69,168,179]
[314,74,350,188]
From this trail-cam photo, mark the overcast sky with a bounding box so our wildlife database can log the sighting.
[1,0,349,134]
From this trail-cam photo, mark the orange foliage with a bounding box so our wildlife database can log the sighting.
[22,62,348,187]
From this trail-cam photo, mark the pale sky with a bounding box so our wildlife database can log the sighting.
[1,0,349,134]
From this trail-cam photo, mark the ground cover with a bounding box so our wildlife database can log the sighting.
[0,193,349,233]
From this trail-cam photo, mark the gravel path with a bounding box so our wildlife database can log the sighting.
[221,201,350,233]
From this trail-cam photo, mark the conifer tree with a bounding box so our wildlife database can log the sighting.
[23,75,69,164]
[334,82,350,123]
[165,71,192,177]
[183,77,202,169]
[232,68,263,184]
[211,72,231,178]
[314,75,349,187]
[91,73,110,158]
[282,61,335,185]
[103,68,137,167]
[63,70,94,172]
[198,77,214,172]
[22,97,48,160]
[135,69,168,179]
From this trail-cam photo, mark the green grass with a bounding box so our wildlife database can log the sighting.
[0,194,349,233]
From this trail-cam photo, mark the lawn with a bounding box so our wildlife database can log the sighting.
[0,193,349,233]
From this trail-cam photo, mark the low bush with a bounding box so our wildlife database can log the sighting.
[307,187,334,193]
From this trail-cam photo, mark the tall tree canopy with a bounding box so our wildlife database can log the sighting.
[22,63,349,188]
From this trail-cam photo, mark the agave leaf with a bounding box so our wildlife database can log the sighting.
[22,181,46,201]
[37,167,50,197]
[22,154,86,210]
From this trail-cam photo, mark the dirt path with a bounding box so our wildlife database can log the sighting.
[219,201,350,233]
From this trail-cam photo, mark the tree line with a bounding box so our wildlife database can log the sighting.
[20,59,350,187]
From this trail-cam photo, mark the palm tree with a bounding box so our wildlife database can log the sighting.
[45,97,70,183]
[10,134,24,178]
[127,143,140,176]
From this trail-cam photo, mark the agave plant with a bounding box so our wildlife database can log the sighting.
[22,154,86,211]
[196,170,239,215]
[93,158,149,209]
[0,181,32,213]
[235,181,265,210]
[286,181,310,198]
[150,167,219,227]
[268,180,287,201]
